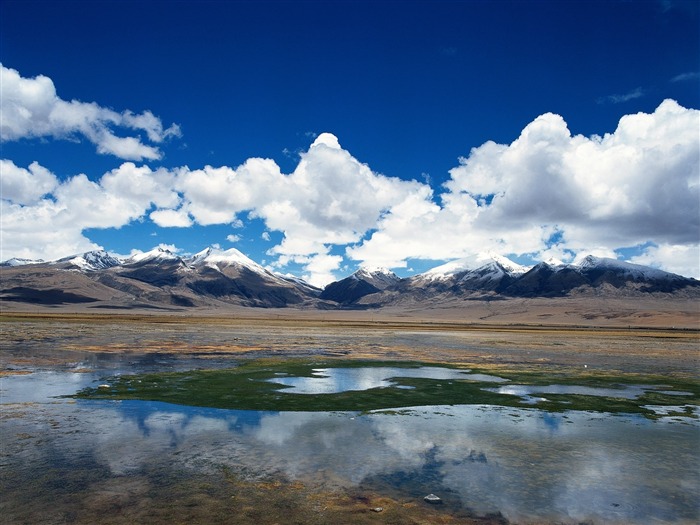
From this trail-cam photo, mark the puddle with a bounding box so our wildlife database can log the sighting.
[484,383,646,405]
[485,384,696,406]
[1,370,94,403]
[264,366,507,394]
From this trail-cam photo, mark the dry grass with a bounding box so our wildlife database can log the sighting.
[2,310,698,377]
[2,292,699,329]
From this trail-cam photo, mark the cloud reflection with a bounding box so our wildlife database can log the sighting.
[53,401,697,523]
[3,395,697,524]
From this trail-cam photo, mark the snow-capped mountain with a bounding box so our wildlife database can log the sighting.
[505,255,697,297]
[0,257,44,267]
[0,248,697,309]
[125,247,181,264]
[353,267,400,288]
[574,255,672,280]
[320,266,399,305]
[419,253,529,282]
[543,257,566,268]
[183,246,321,306]
[56,250,123,271]
[187,245,320,293]
[115,247,192,290]
[405,253,529,294]
[187,246,268,276]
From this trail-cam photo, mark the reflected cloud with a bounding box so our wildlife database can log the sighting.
[2,392,698,523]
[264,366,505,394]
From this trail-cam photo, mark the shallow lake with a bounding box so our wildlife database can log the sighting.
[2,363,698,525]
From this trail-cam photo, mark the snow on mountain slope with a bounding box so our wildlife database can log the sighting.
[0,257,44,266]
[278,274,322,294]
[543,257,566,268]
[183,246,320,304]
[125,247,181,264]
[60,250,122,271]
[2,245,697,310]
[418,253,529,282]
[319,266,399,304]
[353,267,400,289]
[527,255,686,281]
[187,246,268,275]
[490,254,530,275]
[504,254,699,297]
[574,255,674,280]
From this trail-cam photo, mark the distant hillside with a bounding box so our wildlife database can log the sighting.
[2,249,698,310]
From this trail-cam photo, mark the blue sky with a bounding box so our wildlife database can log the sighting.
[1,0,699,285]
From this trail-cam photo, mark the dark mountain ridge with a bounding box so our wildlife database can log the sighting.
[320,267,400,304]
[1,249,698,309]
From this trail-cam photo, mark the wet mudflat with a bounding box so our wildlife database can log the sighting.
[1,314,699,524]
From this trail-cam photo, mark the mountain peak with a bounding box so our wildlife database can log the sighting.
[1,257,44,267]
[126,247,180,264]
[421,253,528,281]
[573,255,676,280]
[63,250,122,271]
[190,246,215,261]
[354,266,396,278]
[353,266,400,289]
[488,254,529,275]
[542,257,566,268]
[574,255,638,271]
[188,246,265,273]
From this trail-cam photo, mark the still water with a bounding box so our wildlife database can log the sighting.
[1,368,698,524]
[265,366,508,393]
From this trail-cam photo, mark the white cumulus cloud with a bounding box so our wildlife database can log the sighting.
[0,64,180,161]
[169,133,425,285]
[150,208,193,228]
[2,100,698,281]
[630,244,700,278]
[0,161,181,261]
[350,99,700,278]
[0,159,58,204]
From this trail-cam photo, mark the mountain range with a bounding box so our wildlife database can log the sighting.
[1,247,698,310]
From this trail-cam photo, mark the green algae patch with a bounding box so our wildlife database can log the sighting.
[70,359,700,417]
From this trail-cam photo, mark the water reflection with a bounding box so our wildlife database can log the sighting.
[265,366,507,394]
[486,383,650,405]
[0,370,100,403]
[486,384,696,405]
[2,369,698,524]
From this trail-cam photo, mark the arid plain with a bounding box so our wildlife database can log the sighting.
[2,297,700,374]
